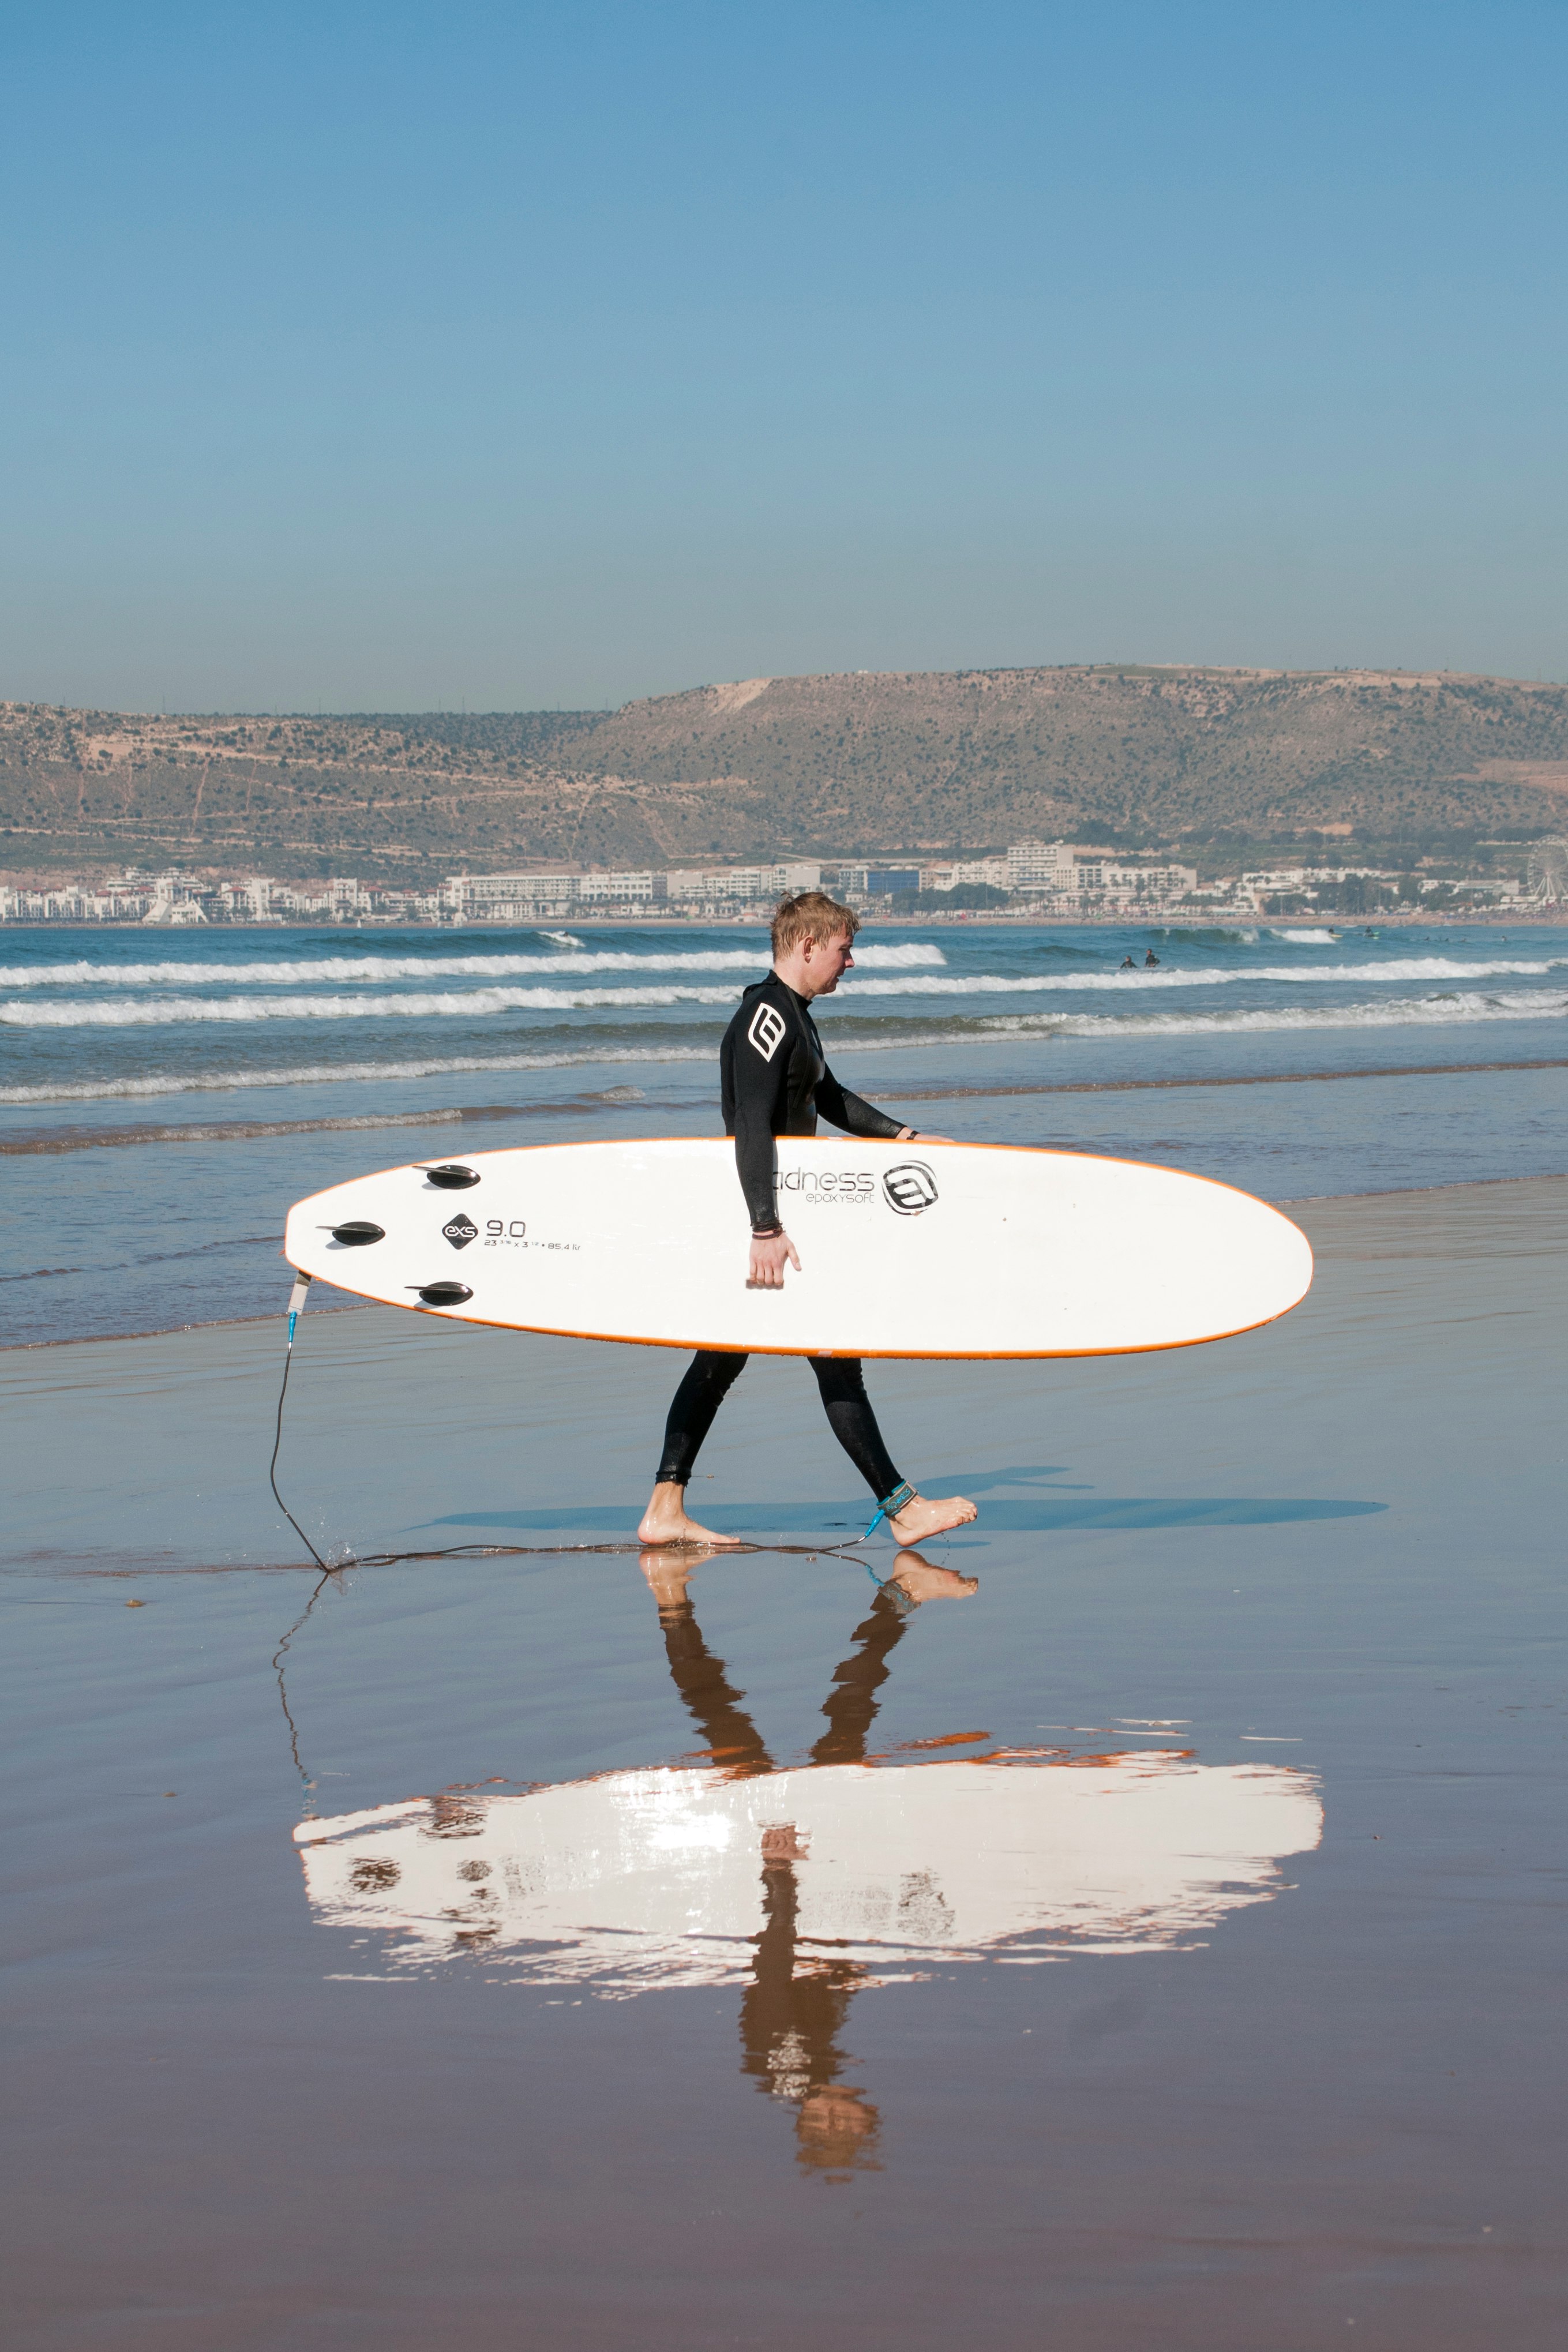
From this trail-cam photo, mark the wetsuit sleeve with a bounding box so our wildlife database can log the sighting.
[732,1009,791,1229]
[813,1066,907,1141]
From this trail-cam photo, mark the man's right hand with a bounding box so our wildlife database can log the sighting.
[747,1230,801,1289]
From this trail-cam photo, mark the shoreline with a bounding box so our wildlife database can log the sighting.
[3,1055,1567,1156]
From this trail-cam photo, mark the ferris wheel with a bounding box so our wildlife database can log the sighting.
[1526,838,1568,905]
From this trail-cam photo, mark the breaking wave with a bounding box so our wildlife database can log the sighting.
[0,942,945,989]
[0,1047,723,1105]
[973,990,1568,1040]
[834,958,1568,997]
[2,991,1563,1108]
[7,954,1566,1028]
[2,984,747,1026]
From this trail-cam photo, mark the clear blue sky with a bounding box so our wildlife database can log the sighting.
[3,0,1565,712]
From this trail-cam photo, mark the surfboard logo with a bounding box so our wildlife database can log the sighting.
[883,1162,939,1216]
[747,1002,787,1061]
[442,1212,479,1249]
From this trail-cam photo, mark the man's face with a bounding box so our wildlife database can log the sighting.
[802,929,856,995]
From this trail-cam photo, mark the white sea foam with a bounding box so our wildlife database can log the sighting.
[838,957,1567,993]
[0,942,945,989]
[8,953,1565,1028]
[974,990,1568,1040]
[0,1047,725,1105]
[1266,928,1339,943]
[0,984,750,1026]
[1,989,1561,1108]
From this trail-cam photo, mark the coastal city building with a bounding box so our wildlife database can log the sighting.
[835,866,922,899]
[0,842,1526,924]
[1243,865,1523,913]
[446,862,822,920]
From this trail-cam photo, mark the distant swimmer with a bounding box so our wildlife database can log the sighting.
[1144,949,1160,967]
[637,891,980,1551]
[1120,955,1138,970]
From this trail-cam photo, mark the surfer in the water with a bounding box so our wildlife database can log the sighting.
[637,891,980,1550]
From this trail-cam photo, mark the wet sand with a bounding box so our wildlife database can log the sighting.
[3,1179,1566,2348]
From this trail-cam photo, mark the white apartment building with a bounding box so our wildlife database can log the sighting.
[577,870,657,903]
[1241,865,1521,907]
[1242,865,1408,890]
[665,862,821,903]
[447,872,597,918]
[920,845,1197,904]
[921,842,1074,895]
[1440,877,1521,901]
[449,870,659,916]
[1006,842,1076,894]
[447,863,821,918]
[1,886,125,921]
[457,871,688,913]
[1072,856,1198,902]
[212,876,279,921]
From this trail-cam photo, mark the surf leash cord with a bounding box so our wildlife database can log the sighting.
[861,1480,918,1542]
[265,1271,876,1575]
[268,1270,333,1573]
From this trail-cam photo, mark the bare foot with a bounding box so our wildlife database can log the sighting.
[886,1549,980,1604]
[884,1491,978,1545]
[636,1481,745,1548]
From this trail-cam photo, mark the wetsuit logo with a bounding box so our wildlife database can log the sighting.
[883,1162,939,1216]
[442,1212,479,1249]
[747,1002,787,1061]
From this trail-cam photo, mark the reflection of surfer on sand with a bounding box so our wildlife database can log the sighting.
[642,1545,977,2175]
[639,891,979,1552]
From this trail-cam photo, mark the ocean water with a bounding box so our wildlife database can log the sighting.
[3,918,1566,1343]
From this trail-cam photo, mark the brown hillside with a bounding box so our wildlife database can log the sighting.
[2,665,1565,883]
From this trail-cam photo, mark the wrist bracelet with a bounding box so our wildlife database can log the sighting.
[752,1224,784,1239]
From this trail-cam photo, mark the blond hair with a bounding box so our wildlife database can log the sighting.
[771,890,860,959]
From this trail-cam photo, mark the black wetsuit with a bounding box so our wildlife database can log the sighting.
[721,972,906,1229]
[655,972,912,1503]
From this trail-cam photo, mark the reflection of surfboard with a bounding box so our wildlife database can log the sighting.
[283,1138,1312,1359]
[295,1752,1323,1989]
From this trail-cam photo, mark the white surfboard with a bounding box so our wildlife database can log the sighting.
[283,1137,1311,1359]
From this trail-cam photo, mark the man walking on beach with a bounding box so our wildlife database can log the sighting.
[637,891,979,1549]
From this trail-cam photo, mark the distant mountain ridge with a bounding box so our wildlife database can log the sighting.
[3,663,1566,883]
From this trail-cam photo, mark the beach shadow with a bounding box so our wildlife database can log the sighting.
[420,1494,1386,1535]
